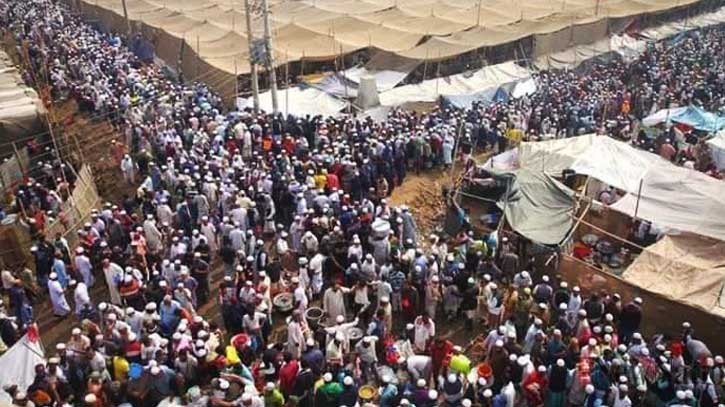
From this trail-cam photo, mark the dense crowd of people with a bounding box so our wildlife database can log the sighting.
[0,0,724,407]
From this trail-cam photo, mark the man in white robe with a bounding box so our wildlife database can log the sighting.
[143,215,164,255]
[102,259,124,305]
[156,199,174,226]
[120,154,136,184]
[71,280,91,317]
[200,216,218,253]
[323,281,350,324]
[74,248,94,288]
[48,273,71,317]
[287,310,308,359]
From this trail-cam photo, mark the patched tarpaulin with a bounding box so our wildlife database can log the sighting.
[493,168,576,245]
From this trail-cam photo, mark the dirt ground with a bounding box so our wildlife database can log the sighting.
[31,100,136,348]
[54,100,135,203]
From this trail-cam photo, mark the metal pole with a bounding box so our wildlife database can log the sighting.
[339,44,350,113]
[422,49,429,80]
[435,52,441,96]
[234,58,239,98]
[12,142,26,177]
[262,0,279,113]
[633,178,644,219]
[121,0,132,35]
[285,50,289,117]
[196,35,200,78]
[244,0,260,112]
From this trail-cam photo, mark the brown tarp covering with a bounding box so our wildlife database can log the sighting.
[621,234,725,319]
[77,0,709,97]
[0,50,45,153]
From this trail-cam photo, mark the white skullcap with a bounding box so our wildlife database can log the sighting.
[323,373,333,382]
[428,390,438,400]
[84,394,97,404]
[344,376,354,386]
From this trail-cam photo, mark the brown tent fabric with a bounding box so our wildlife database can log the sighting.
[79,0,707,99]
[621,234,725,319]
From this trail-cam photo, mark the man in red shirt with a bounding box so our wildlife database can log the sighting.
[325,169,340,193]
[278,352,299,397]
[430,336,454,378]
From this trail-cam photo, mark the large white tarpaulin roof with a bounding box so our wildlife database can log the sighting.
[487,134,725,242]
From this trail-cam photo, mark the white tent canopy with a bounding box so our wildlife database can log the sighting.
[486,134,725,242]
[0,325,46,404]
[240,86,348,117]
[641,107,687,127]
[706,132,725,170]
[378,61,530,106]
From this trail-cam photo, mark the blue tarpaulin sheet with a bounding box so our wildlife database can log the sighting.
[643,105,725,132]
[442,84,511,109]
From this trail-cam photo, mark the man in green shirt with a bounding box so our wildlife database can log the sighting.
[263,382,285,407]
[315,372,342,407]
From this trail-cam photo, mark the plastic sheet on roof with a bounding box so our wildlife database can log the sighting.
[242,86,348,117]
[496,134,725,242]
[493,168,576,245]
[378,61,530,105]
[643,106,725,132]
